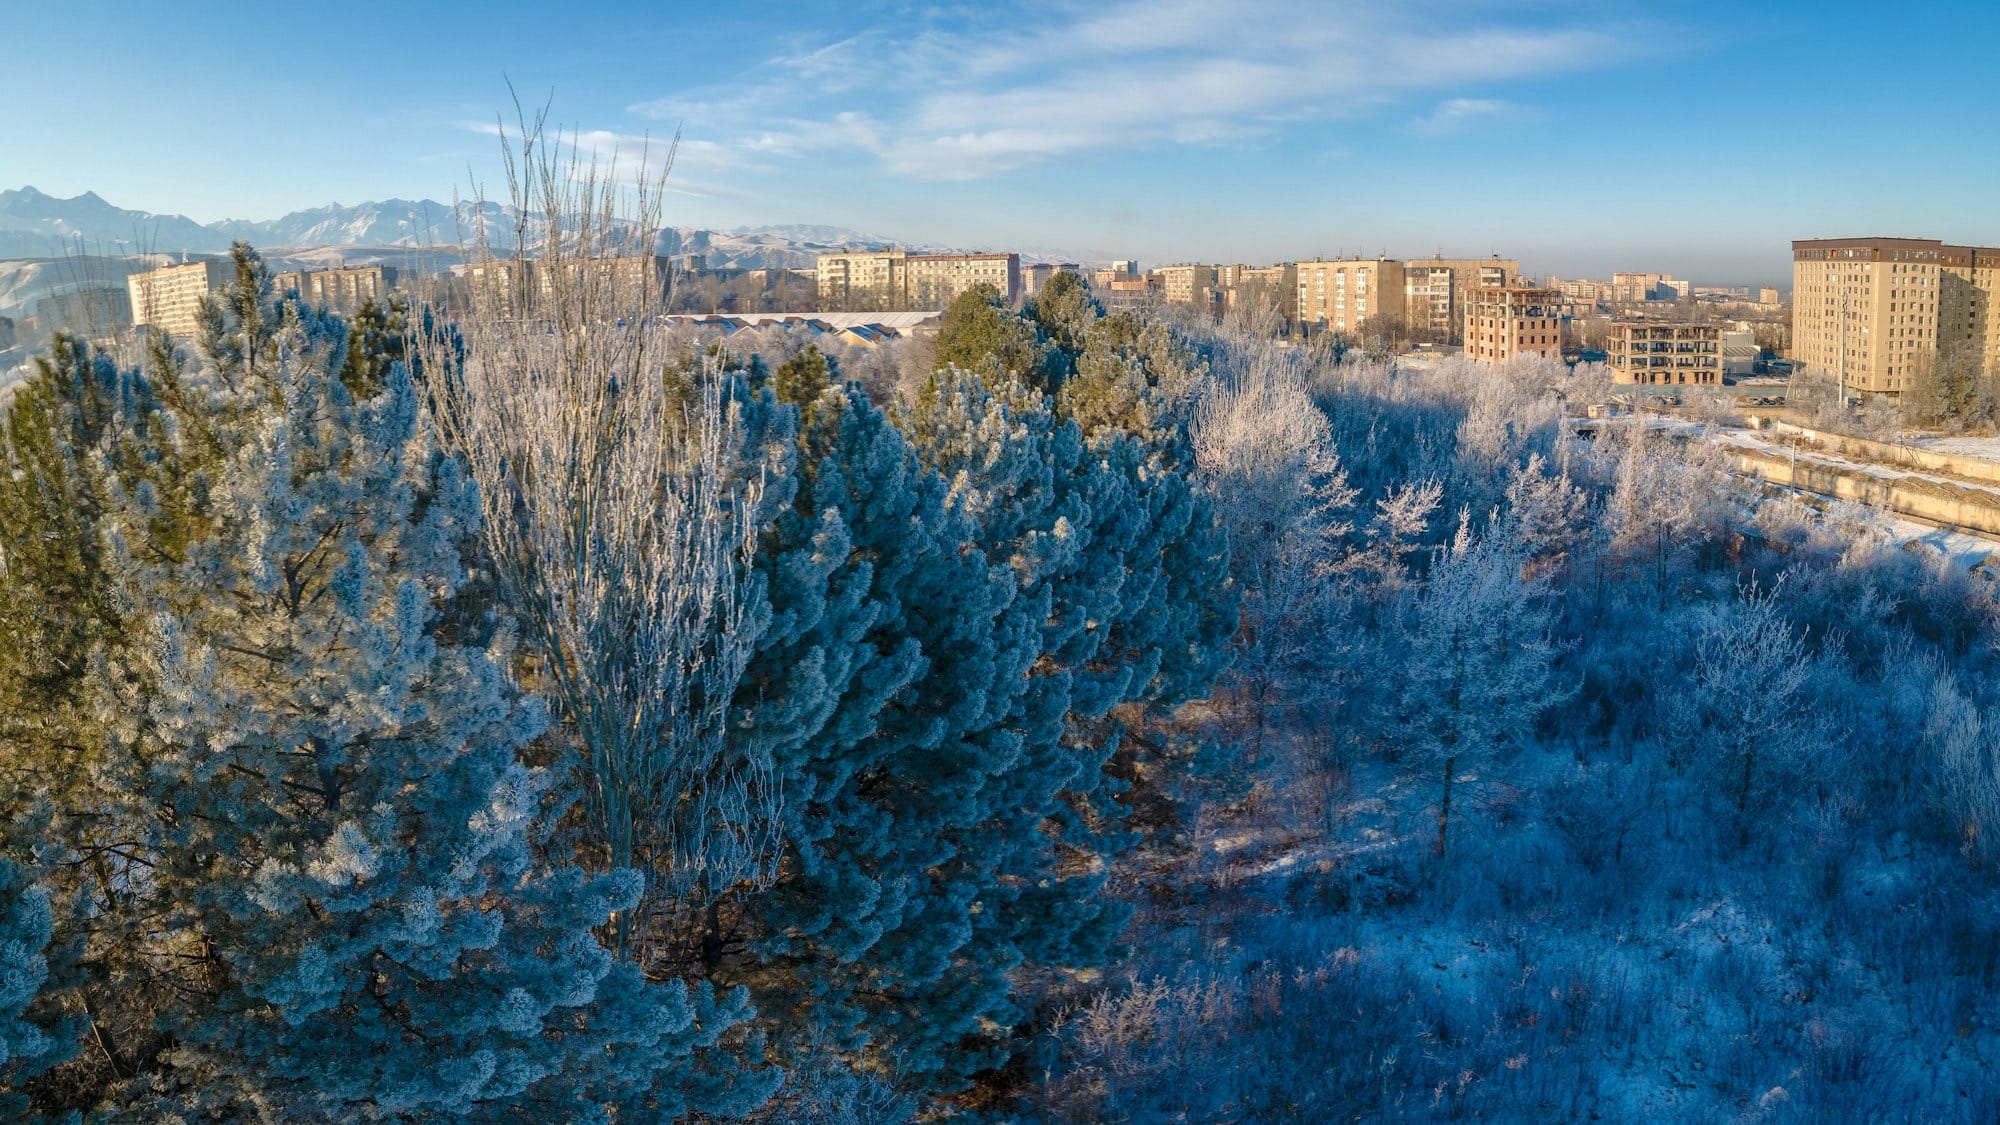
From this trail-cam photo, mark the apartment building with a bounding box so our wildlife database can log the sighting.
[460,256,668,318]
[1024,262,1082,295]
[906,252,1021,307]
[1551,277,1615,307]
[1219,263,1297,318]
[128,259,235,336]
[1791,237,2000,395]
[1092,261,1140,290]
[272,265,401,315]
[1608,272,1688,303]
[816,250,907,308]
[1296,258,1405,335]
[1942,243,2000,379]
[1152,264,1219,307]
[1464,285,1562,364]
[816,250,1020,309]
[36,287,132,338]
[1403,255,1518,340]
[538,256,669,307]
[1608,322,1723,385]
[466,260,531,317]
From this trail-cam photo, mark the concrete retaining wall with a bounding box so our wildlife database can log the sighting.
[1727,445,2000,537]
[1744,417,2000,489]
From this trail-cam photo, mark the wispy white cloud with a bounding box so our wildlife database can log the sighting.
[455,120,751,199]
[621,0,1665,182]
[1410,97,1514,135]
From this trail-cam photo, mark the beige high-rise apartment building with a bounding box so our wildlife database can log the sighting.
[128,259,235,336]
[817,250,1020,309]
[1024,262,1081,295]
[906,252,1021,307]
[1152,264,1219,307]
[816,250,908,308]
[1464,286,1562,364]
[536,256,669,308]
[1296,258,1405,335]
[36,287,132,338]
[466,260,532,317]
[1403,255,1517,340]
[1219,263,1297,318]
[1608,322,1723,385]
[461,256,666,319]
[1942,243,2000,378]
[1790,237,2000,395]
[272,265,402,315]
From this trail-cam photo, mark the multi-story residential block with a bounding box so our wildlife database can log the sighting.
[1152,264,1219,307]
[537,255,670,307]
[466,259,532,317]
[1608,321,1723,385]
[1942,243,2000,379]
[128,259,235,336]
[1092,261,1141,290]
[1464,285,1562,364]
[906,252,1021,307]
[462,256,667,318]
[816,250,1020,309]
[1296,258,1405,335]
[1219,263,1298,318]
[271,265,402,315]
[1759,288,1781,306]
[1024,262,1082,295]
[815,249,907,308]
[1552,277,1615,306]
[36,287,132,338]
[1403,255,1517,340]
[1790,237,2000,395]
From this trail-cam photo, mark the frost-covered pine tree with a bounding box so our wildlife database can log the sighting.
[80,246,772,1119]
[849,364,1232,1088]
[718,353,1010,1095]
[0,857,78,1118]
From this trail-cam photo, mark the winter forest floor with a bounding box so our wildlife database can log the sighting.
[1025,358,2000,1123]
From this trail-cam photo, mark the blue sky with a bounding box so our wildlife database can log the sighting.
[5,0,1996,286]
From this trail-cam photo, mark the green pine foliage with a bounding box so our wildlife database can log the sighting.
[0,241,1241,1117]
[0,247,775,1119]
[932,284,1059,395]
[0,856,79,1119]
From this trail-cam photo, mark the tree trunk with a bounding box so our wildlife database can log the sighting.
[1436,754,1457,858]
[1737,740,1759,844]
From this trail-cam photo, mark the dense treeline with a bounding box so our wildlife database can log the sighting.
[0,251,1236,1119]
[1031,310,2000,1122]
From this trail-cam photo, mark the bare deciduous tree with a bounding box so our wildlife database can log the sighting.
[421,102,780,956]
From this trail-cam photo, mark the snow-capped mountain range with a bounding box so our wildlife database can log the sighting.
[0,186,962,270]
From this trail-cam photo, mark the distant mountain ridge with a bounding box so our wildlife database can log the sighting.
[0,187,227,258]
[0,187,979,271]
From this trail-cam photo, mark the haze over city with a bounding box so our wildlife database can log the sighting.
[7,0,1998,286]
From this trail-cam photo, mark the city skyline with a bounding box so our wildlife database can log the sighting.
[5,0,1997,286]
